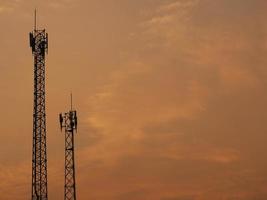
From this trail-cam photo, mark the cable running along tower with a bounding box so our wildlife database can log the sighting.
[59,94,78,200]
[29,11,49,200]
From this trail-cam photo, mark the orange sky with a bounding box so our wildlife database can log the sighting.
[0,0,267,199]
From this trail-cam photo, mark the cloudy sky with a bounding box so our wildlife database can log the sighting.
[0,0,267,199]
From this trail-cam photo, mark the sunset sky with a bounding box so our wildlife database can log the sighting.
[0,0,267,199]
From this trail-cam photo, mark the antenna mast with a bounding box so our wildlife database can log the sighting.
[34,9,37,30]
[29,10,49,200]
[71,93,73,111]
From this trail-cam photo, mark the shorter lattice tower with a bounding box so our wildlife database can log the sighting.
[59,94,78,200]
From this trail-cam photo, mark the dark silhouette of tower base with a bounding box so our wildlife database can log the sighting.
[29,11,49,200]
[59,97,78,200]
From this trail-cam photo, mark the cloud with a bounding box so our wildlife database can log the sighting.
[0,0,24,13]
[0,162,29,200]
[0,0,266,199]
[82,0,267,199]
[46,0,76,9]
[161,196,195,200]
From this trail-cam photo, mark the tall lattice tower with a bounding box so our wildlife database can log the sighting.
[59,95,78,200]
[29,11,49,200]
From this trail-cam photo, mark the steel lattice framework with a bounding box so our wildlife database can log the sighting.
[59,107,78,200]
[29,21,49,200]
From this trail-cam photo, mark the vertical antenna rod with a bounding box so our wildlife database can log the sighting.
[34,9,37,30]
[70,93,73,111]
[29,10,49,200]
[59,96,78,200]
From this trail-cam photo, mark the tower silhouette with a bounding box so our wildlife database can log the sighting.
[29,10,49,200]
[59,94,78,200]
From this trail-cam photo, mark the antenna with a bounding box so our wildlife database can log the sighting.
[71,93,73,111]
[34,9,37,30]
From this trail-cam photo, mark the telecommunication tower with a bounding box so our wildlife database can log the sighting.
[29,10,49,200]
[59,94,78,200]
